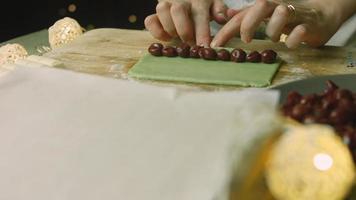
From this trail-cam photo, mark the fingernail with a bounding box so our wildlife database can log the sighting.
[241,34,251,43]
[246,37,252,43]
[198,43,209,48]
[217,12,228,21]
[210,41,217,48]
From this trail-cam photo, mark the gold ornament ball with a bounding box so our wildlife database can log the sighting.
[48,17,84,49]
[266,124,355,200]
[0,43,28,66]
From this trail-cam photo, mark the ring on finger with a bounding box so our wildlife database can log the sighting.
[286,4,297,23]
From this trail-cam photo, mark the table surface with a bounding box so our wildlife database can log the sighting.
[1,28,354,90]
[1,29,49,55]
[2,28,356,199]
[40,28,356,90]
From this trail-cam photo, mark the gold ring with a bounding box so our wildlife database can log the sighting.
[287,4,297,22]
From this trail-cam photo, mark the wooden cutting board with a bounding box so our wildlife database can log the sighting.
[44,28,356,89]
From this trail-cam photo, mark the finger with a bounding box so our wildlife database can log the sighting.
[285,24,308,49]
[226,8,242,19]
[240,0,276,43]
[156,1,178,37]
[210,9,249,47]
[266,4,290,42]
[170,2,195,45]
[144,14,172,41]
[191,1,212,46]
[211,0,228,24]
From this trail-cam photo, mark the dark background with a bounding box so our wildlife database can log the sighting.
[0,0,156,42]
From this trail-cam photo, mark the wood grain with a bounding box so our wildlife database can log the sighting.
[44,28,356,90]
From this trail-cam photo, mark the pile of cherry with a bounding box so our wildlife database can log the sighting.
[148,43,278,64]
[281,81,356,161]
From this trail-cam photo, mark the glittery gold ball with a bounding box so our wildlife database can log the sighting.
[0,43,28,66]
[266,124,355,200]
[48,17,84,49]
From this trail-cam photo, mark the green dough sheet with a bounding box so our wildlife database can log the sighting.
[128,53,282,87]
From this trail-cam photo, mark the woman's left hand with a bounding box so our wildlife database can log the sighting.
[211,0,354,49]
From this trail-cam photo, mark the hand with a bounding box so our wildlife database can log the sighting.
[144,0,236,46]
[211,0,356,48]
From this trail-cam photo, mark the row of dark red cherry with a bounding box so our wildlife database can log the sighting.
[281,81,356,161]
[148,43,278,64]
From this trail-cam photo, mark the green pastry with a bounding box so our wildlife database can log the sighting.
[129,53,281,87]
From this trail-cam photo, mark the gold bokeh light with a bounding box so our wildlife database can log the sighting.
[68,4,77,13]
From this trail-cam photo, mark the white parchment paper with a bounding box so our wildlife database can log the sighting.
[0,66,279,200]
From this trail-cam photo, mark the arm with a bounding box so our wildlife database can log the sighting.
[321,0,356,25]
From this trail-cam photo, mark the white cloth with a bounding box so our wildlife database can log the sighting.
[224,0,255,9]
[211,0,255,35]
[0,64,279,200]
[326,14,356,46]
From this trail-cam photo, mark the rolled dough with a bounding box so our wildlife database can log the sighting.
[129,53,281,87]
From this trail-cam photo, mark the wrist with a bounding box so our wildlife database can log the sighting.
[316,0,355,25]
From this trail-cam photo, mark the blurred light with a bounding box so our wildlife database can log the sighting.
[68,4,77,13]
[128,15,137,23]
[313,153,333,171]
